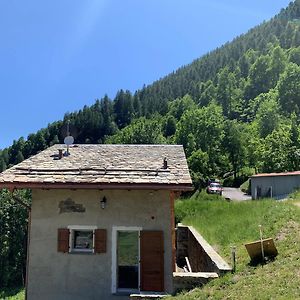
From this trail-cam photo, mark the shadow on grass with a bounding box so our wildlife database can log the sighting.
[248,256,276,267]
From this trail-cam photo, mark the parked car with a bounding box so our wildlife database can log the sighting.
[206,182,223,195]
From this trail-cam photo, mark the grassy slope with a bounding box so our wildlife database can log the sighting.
[0,289,24,300]
[172,192,300,299]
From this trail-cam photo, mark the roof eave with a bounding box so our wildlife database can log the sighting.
[0,182,194,192]
[251,173,300,178]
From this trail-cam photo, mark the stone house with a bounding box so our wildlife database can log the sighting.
[0,144,192,300]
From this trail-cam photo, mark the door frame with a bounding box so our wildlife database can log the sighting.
[111,226,142,294]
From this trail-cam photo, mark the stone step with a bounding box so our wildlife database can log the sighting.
[130,292,170,299]
[173,271,218,292]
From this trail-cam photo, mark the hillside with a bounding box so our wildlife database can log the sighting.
[172,193,300,299]
[2,0,300,292]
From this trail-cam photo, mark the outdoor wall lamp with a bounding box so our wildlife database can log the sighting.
[100,196,107,209]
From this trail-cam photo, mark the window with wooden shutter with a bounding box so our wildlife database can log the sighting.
[140,231,164,292]
[57,228,70,253]
[94,229,107,253]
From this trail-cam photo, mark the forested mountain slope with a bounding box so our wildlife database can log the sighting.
[1,0,300,185]
[137,0,300,113]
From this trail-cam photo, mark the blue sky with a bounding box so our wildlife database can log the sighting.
[0,0,292,149]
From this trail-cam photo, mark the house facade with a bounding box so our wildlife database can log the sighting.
[0,144,192,300]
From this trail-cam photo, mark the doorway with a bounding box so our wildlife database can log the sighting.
[117,231,139,291]
[111,226,164,294]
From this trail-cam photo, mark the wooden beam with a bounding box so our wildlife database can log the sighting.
[25,210,31,300]
[170,191,176,272]
[0,182,194,191]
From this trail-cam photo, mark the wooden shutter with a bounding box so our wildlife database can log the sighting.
[57,228,69,253]
[94,229,107,253]
[140,231,164,292]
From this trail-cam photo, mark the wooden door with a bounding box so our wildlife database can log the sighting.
[140,231,164,292]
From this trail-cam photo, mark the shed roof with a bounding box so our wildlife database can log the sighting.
[251,171,300,178]
[0,144,193,191]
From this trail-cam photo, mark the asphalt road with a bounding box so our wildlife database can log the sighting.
[222,187,252,201]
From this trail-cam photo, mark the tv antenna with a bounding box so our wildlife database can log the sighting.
[64,120,74,155]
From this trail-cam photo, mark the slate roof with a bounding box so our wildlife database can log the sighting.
[251,171,300,178]
[0,144,193,191]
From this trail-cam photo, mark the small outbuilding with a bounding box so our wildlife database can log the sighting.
[0,144,193,300]
[251,171,300,199]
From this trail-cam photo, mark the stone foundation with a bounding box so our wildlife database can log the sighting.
[173,272,218,292]
[176,224,231,274]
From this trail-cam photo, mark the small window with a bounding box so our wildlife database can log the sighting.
[67,225,97,253]
[73,230,93,252]
[58,226,106,254]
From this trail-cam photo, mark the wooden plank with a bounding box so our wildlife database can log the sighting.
[245,238,278,262]
[0,182,194,191]
[57,228,69,253]
[140,231,164,292]
[170,191,176,272]
[185,257,192,272]
[94,229,107,253]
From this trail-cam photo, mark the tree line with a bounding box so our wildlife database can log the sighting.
[2,43,300,186]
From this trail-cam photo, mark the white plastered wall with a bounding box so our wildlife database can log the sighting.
[27,189,173,300]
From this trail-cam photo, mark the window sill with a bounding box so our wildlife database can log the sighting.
[113,289,139,296]
[68,251,94,255]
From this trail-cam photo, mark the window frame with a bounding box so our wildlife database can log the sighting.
[67,225,97,254]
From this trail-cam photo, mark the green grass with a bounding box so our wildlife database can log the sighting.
[171,192,300,299]
[0,288,24,300]
[288,189,300,201]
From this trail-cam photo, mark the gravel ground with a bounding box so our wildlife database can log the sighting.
[222,187,252,201]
